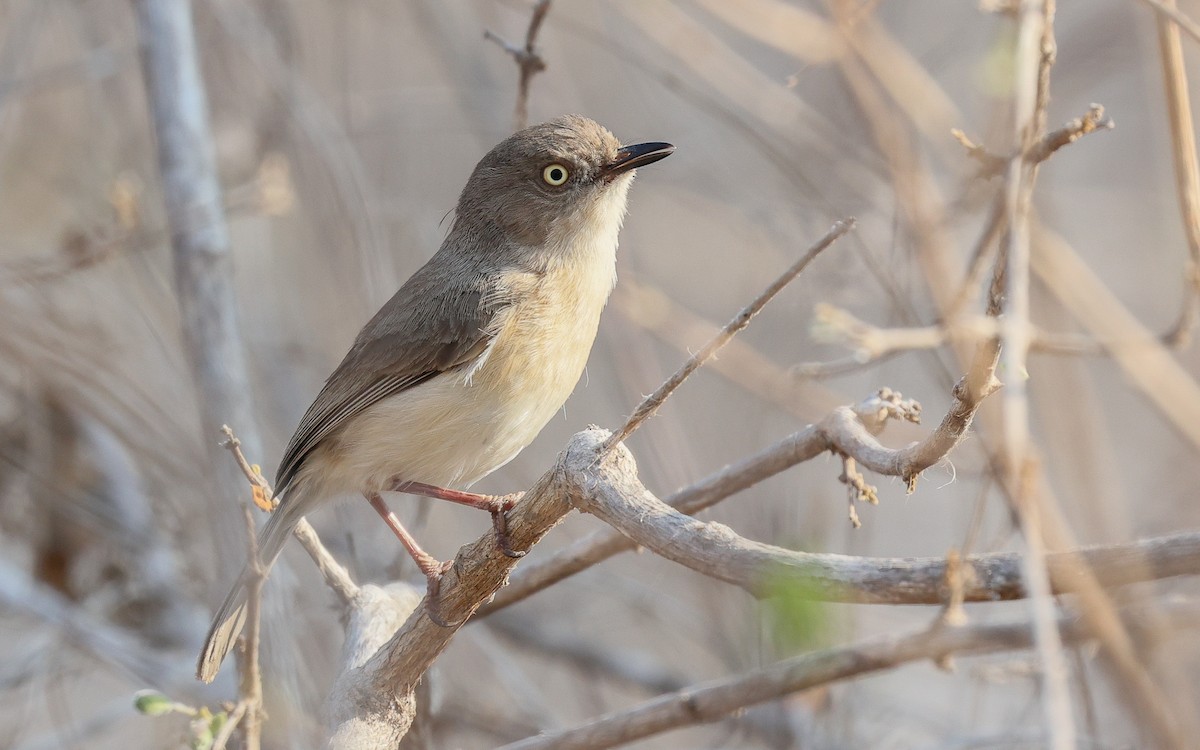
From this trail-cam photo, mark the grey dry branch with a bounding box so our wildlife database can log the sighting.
[324,430,609,748]
[567,435,1200,604]
[484,0,553,131]
[601,218,855,455]
[997,1,1082,747]
[498,601,1200,750]
[132,0,264,589]
[482,384,988,615]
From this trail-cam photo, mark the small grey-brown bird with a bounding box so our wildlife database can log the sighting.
[197,115,673,682]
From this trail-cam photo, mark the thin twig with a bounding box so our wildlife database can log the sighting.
[600,218,854,454]
[1152,0,1200,348]
[484,0,552,131]
[220,425,359,605]
[209,505,267,750]
[952,104,1113,180]
[1000,3,1074,748]
[237,507,266,750]
[497,601,1200,750]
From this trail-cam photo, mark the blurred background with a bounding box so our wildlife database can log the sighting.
[1,0,1199,747]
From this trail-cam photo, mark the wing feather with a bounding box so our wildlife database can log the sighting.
[273,262,512,494]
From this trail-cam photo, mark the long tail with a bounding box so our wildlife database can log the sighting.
[195,499,302,683]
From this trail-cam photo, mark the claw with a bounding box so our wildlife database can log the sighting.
[491,492,526,559]
[423,559,464,628]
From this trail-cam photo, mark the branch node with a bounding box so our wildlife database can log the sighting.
[952,128,1006,175]
[854,387,923,431]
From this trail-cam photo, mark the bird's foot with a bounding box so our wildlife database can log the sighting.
[419,557,463,628]
[390,481,528,558]
[489,492,526,559]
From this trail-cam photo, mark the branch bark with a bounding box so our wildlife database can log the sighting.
[323,430,606,748]
[497,602,1200,750]
[565,436,1200,604]
[483,385,992,615]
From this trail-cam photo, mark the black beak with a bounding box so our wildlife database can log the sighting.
[599,141,675,180]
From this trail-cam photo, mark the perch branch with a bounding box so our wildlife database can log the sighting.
[323,430,608,748]
[483,383,988,614]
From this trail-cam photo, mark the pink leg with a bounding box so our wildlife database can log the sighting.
[365,492,459,627]
[390,480,526,559]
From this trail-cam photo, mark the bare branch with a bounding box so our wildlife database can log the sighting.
[497,602,1200,750]
[326,583,424,749]
[323,430,604,748]
[998,2,1076,746]
[131,0,264,587]
[567,427,1200,604]
[601,218,854,454]
[485,0,553,131]
[1152,0,1200,347]
[952,104,1113,180]
[220,425,359,606]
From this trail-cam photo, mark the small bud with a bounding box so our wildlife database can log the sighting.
[133,690,173,716]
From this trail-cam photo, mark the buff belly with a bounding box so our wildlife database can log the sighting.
[295,281,609,500]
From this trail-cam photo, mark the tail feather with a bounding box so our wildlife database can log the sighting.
[196,502,300,683]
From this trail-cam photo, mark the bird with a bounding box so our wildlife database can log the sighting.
[196,114,673,683]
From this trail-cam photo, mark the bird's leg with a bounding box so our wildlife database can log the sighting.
[365,492,460,627]
[389,480,527,559]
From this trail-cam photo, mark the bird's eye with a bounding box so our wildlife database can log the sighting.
[542,163,569,186]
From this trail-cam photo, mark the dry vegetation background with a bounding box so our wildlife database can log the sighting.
[1,0,1200,748]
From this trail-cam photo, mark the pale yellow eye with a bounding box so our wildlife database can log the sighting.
[542,163,569,186]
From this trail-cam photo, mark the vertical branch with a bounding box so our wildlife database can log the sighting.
[999,2,1075,749]
[236,508,265,750]
[131,0,264,581]
[484,0,552,131]
[1154,0,1200,346]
